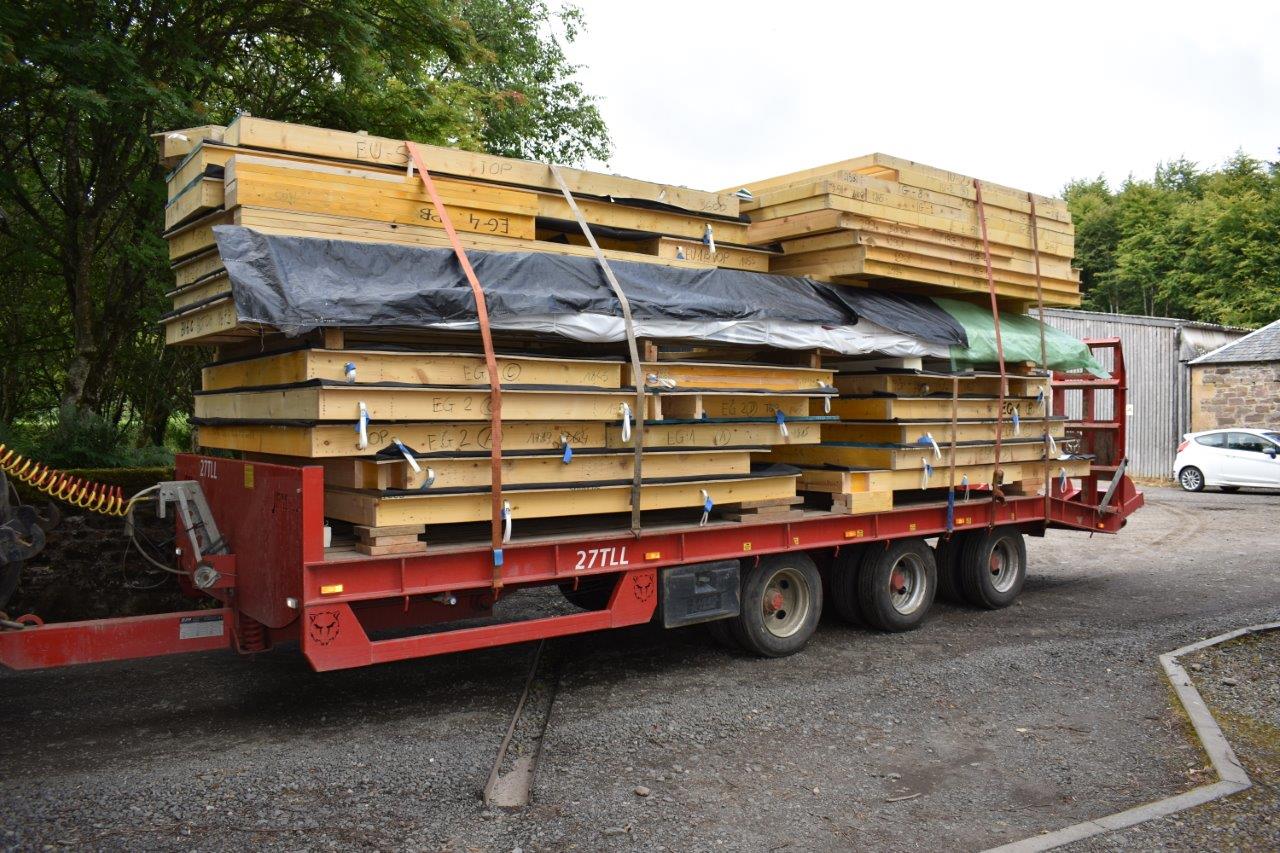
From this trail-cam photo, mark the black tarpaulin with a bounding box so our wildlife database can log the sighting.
[212,226,967,346]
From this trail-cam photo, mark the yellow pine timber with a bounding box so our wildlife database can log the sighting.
[748,195,1073,255]
[201,349,623,392]
[796,457,1092,495]
[534,191,750,243]
[193,385,636,423]
[825,396,1047,421]
[655,394,815,420]
[329,449,752,490]
[819,419,1066,444]
[626,361,835,392]
[745,210,859,244]
[604,420,823,449]
[153,125,224,169]
[549,231,773,273]
[222,115,738,216]
[164,177,224,230]
[169,249,225,289]
[197,421,608,458]
[767,439,1053,470]
[224,156,538,240]
[847,259,1083,306]
[769,246,1079,295]
[323,473,799,527]
[743,178,1074,238]
[833,373,1047,398]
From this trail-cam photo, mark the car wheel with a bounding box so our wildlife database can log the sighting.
[1178,466,1205,492]
[1219,486,1240,493]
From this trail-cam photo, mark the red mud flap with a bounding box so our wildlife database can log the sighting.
[0,608,233,670]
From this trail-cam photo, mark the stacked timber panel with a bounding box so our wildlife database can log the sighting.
[160,116,776,347]
[731,153,1081,307]
[154,115,1098,539]
[766,369,1088,513]
[194,347,835,542]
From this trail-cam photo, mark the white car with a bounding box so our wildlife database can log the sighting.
[1175,428,1280,492]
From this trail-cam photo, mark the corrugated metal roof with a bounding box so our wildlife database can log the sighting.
[1189,318,1280,364]
[1040,308,1251,334]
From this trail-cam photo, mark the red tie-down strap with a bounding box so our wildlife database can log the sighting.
[406,142,507,588]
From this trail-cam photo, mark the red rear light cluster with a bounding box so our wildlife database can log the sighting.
[1176,440,1189,453]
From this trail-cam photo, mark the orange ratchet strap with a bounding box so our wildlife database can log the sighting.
[973,179,1008,522]
[406,142,507,587]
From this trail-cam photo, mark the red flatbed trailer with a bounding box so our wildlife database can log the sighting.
[0,341,1143,673]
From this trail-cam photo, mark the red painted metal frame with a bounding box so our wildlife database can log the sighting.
[0,350,1143,672]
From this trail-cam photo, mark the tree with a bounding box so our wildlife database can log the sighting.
[1066,152,1280,328]
[0,0,609,444]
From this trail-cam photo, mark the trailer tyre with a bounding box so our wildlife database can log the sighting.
[830,545,867,625]
[731,553,822,657]
[857,539,936,632]
[933,534,970,604]
[958,528,1026,609]
[706,617,741,651]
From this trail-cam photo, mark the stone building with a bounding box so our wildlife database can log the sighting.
[1188,318,1280,432]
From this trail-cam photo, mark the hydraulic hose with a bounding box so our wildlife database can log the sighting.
[0,444,128,516]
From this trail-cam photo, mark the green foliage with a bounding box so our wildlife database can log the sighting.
[0,0,609,464]
[2,408,173,468]
[1066,152,1280,327]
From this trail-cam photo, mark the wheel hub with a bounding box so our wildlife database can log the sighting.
[764,589,785,614]
[761,568,810,639]
[888,554,927,614]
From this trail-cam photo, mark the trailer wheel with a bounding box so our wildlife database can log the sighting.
[958,528,1026,609]
[933,534,970,604]
[706,618,741,651]
[557,574,617,610]
[731,553,822,657]
[829,545,867,625]
[857,539,936,632]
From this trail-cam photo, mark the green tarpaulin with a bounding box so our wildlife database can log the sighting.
[934,298,1109,378]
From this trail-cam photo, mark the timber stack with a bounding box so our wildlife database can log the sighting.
[732,154,1081,308]
[155,116,1094,547]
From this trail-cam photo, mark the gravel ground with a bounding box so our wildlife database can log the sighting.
[1,485,1277,851]
[1075,630,1280,851]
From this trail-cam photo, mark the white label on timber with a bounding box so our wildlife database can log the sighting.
[575,546,629,571]
[199,458,218,479]
[179,614,225,640]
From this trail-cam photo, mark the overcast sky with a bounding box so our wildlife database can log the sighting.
[563,0,1279,198]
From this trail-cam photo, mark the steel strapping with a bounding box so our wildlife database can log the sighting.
[405,142,508,587]
[547,164,647,536]
[973,179,1008,524]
